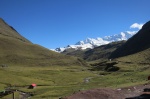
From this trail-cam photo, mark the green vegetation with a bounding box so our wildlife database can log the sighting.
[0,35,85,67]
[0,65,95,99]
[0,60,149,99]
[0,18,89,98]
[0,18,150,99]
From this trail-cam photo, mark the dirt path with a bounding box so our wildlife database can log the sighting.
[61,83,150,99]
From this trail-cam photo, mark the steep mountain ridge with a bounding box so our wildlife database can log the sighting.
[0,18,31,43]
[0,18,85,66]
[83,41,126,61]
[110,21,150,59]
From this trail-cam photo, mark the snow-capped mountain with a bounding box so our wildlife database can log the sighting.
[54,31,137,52]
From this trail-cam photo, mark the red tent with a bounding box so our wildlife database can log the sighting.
[28,84,37,89]
[31,84,37,87]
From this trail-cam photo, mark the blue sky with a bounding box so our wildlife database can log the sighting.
[0,0,150,49]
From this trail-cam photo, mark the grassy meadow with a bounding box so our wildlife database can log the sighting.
[0,60,149,99]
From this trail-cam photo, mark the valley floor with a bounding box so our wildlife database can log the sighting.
[0,61,149,99]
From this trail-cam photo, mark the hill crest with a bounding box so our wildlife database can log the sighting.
[0,18,31,43]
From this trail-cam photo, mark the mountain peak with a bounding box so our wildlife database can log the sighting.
[54,31,137,52]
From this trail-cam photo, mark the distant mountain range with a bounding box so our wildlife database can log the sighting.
[53,31,138,52]
[62,20,150,63]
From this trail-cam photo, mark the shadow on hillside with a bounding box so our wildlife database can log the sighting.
[89,61,120,72]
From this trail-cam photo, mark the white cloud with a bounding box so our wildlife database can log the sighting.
[126,31,137,35]
[130,23,143,29]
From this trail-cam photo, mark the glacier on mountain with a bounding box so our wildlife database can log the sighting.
[53,31,137,52]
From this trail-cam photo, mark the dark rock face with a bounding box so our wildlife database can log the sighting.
[110,21,150,58]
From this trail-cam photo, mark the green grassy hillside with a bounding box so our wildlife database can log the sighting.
[116,48,150,64]
[0,18,85,67]
[0,35,84,66]
[62,48,87,59]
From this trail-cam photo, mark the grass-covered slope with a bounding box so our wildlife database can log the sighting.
[0,18,85,66]
[0,18,31,43]
[116,47,150,64]
[83,41,125,61]
[0,35,84,66]
[62,48,87,59]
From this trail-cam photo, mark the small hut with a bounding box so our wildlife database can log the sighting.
[28,84,37,89]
